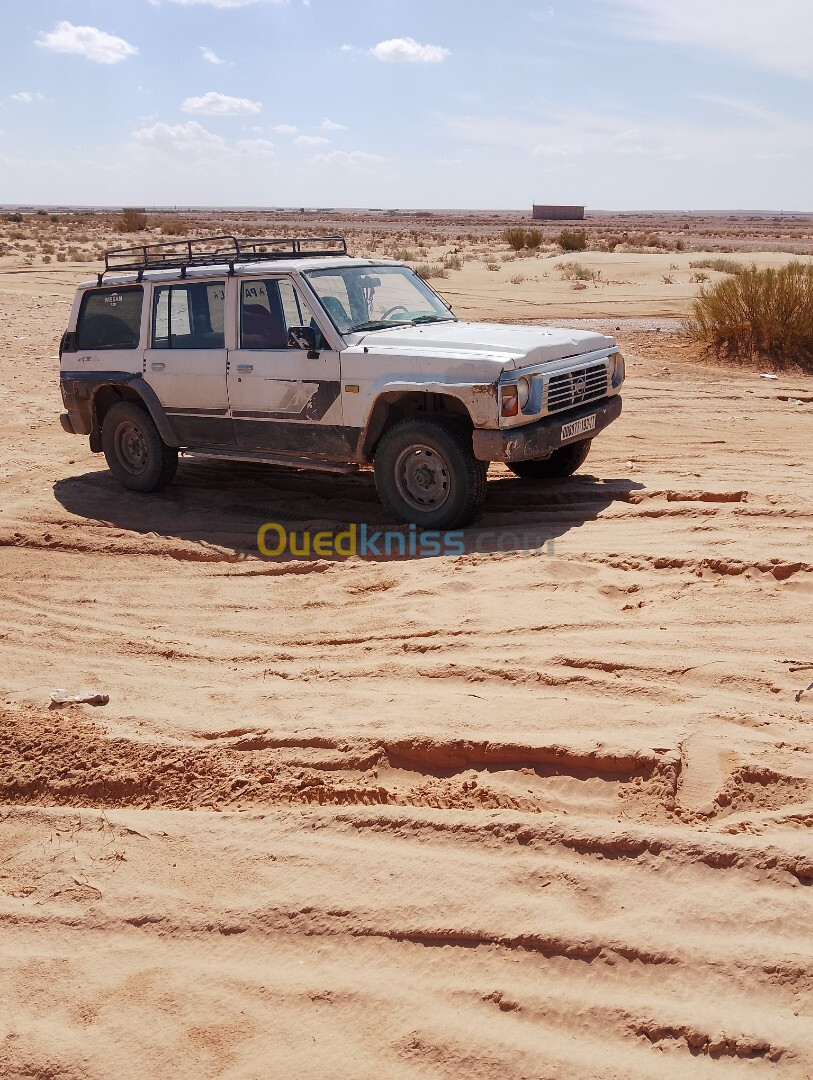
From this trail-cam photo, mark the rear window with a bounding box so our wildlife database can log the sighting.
[76,287,143,350]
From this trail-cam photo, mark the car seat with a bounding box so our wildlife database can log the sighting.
[241,304,287,350]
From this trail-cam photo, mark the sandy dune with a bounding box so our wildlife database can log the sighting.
[2,252,813,1078]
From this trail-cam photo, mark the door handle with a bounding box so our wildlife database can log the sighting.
[236,364,254,373]
[151,362,166,371]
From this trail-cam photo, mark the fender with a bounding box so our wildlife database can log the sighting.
[125,377,181,447]
[60,370,180,448]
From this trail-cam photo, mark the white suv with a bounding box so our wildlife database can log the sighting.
[59,235,624,529]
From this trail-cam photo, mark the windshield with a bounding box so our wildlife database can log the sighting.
[304,264,455,334]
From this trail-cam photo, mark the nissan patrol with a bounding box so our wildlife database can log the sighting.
[59,235,624,529]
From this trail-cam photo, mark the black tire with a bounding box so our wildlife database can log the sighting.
[508,438,592,480]
[101,401,178,493]
[374,416,487,529]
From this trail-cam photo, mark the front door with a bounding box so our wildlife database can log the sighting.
[227,277,350,458]
[144,279,234,447]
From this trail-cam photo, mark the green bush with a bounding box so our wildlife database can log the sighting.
[5,212,23,223]
[556,228,587,252]
[690,261,813,370]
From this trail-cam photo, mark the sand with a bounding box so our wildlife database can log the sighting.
[2,234,813,1079]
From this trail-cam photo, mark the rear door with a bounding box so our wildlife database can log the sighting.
[143,279,234,447]
[227,276,350,458]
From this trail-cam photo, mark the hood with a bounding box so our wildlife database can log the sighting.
[347,321,616,369]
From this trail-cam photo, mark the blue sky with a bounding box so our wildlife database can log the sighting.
[1,0,810,210]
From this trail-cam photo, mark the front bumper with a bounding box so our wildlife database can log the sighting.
[472,394,623,463]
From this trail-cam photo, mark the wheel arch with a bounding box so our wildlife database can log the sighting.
[358,390,476,462]
[92,376,180,451]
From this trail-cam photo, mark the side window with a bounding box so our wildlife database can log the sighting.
[240,279,323,350]
[152,282,225,350]
[307,274,352,331]
[76,287,143,350]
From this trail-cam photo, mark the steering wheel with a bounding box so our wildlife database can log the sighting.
[380,305,410,321]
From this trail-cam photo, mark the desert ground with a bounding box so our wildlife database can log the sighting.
[1,211,813,1079]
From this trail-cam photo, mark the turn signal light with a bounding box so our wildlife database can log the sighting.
[501,386,519,417]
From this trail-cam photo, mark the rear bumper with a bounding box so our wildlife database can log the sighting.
[472,394,623,463]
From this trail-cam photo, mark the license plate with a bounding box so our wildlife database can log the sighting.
[561,413,597,441]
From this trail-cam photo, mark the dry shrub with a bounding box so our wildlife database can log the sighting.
[559,261,598,282]
[158,218,188,236]
[556,228,588,252]
[689,258,744,275]
[415,263,448,279]
[116,209,148,233]
[690,261,813,370]
[525,228,542,250]
[503,227,527,252]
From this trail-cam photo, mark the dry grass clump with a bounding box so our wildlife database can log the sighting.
[689,258,744,275]
[690,261,813,370]
[414,263,448,280]
[156,218,188,236]
[559,261,600,283]
[556,228,588,252]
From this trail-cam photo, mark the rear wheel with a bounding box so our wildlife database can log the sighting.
[101,401,178,492]
[508,438,592,480]
[374,416,486,529]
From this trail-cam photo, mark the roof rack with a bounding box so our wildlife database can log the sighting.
[98,234,348,284]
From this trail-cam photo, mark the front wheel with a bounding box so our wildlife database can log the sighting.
[508,438,592,480]
[101,401,178,492]
[374,417,486,529]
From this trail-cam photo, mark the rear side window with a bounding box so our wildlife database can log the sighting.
[76,287,143,350]
[152,282,225,350]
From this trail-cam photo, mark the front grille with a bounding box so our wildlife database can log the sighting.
[546,363,608,414]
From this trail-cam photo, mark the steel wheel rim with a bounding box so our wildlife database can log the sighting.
[394,443,451,511]
[115,420,149,475]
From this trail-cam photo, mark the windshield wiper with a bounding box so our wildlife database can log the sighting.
[347,320,394,332]
[409,315,455,325]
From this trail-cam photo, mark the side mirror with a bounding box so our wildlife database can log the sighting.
[288,325,319,357]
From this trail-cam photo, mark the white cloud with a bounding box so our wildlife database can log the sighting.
[10,92,45,104]
[200,46,227,65]
[371,37,449,63]
[340,44,355,52]
[605,0,813,78]
[312,150,385,168]
[295,135,330,146]
[321,118,347,131]
[36,21,138,65]
[532,143,584,157]
[130,120,228,157]
[182,91,261,115]
[272,124,297,134]
[235,137,275,157]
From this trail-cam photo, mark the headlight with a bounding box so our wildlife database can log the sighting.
[517,376,531,409]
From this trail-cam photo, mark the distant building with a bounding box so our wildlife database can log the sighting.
[532,204,585,221]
